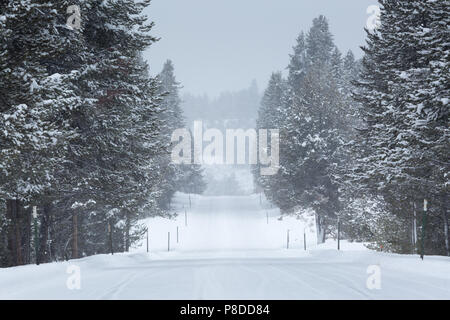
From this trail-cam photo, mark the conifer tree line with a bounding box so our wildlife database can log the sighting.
[254,1,449,256]
[0,0,205,267]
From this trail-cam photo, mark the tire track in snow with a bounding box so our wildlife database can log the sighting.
[301,264,372,299]
[97,272,138,300]
[327,263,448,299]
[281,263,371,299]
[265,264,327,299]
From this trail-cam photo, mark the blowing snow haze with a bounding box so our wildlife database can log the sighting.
[0,0,449,304]
[143,0,376,98]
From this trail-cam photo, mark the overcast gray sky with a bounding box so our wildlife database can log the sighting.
[143,0,377,98]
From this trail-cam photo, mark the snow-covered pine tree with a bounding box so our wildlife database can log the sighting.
[63,0,162,255]
[255,31,309,213]
[287,32,307,97]
[305,15,334,68]
[342,50,360,96]
[287,16,349,243]
[0,0,166,263]
[155,59,185,210]
[352,0,449,254]
[330,46,343,86]
[156,60,206,211]
[285,65,347,243]
[400,0,449,256]
[254,16,353,244]
[0,0,86,266]
[252,72,292,209]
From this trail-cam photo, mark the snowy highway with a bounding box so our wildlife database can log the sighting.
[1,192,449,300]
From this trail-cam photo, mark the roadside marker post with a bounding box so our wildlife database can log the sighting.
[168,232,170,252]
[420,199,428,260]
[32,206,39,265]
[337,216,341,251]
[108,221,114,255]
[287,230,290,249]
[146,227,149,253]
[304,228,306,251]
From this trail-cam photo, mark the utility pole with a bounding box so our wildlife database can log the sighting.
[337,215,341,251]
[420,199,428,260]
[185,209,187,227]
[189,194,191,209]
[32,206,39,265]
[266,211,269,224]
[177,226,179,243]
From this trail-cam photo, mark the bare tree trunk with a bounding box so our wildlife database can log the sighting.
[39,204,52,263]
[12,200,23,265]
[125,212,130,252]
[24,206,31,264]
[443,193,449,257]
[47,206,53,262]
[108,221,114,255]
[412,200,417,253]
[72,211,78,259]
[5,200,15,266]
[322,224,327,243]
[315,213,326,244]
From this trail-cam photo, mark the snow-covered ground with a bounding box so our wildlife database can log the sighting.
[0,192,449,300]
[134,192,316,252]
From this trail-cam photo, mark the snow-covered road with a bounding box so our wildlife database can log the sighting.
[0,192,449,300]
[1,248,449,299]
